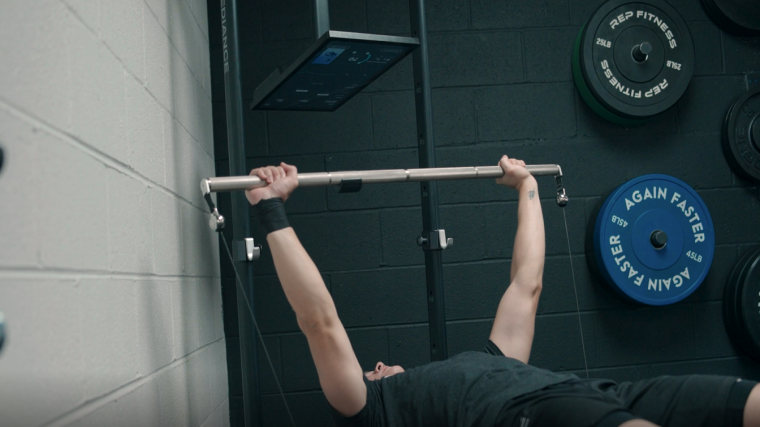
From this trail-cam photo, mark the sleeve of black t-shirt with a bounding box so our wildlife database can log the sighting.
[331,376,383,427]
[484,339,505,356]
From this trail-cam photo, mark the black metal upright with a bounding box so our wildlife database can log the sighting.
[219,0,262,425]
[313,0,330,38]
[408,0,448,361]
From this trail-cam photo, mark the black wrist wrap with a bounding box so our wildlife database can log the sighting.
[253,198,290,235]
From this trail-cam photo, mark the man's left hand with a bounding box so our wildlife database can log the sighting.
[495,155,534,190]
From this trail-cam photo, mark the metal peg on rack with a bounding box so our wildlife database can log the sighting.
[233,238,262,262]
[417,230,454,251]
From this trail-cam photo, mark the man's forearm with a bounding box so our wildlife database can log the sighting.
[510,177,545,290]
[267,227,337,330]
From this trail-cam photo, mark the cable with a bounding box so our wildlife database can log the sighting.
[562,209,590,379]
[220,233,297,427]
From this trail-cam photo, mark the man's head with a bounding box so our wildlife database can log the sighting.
[364,361,404,381]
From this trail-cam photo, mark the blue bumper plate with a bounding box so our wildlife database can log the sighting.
[593,174,715,305]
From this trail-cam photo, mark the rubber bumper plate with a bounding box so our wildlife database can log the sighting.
[722,87,760,184]
[572,0,694,125]
[724,248,760,362]
[701,0,760,37]
[589,175,715,305]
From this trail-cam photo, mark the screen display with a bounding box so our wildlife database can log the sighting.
[255,40,416,111]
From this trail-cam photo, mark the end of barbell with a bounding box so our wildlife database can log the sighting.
[201,178,211,196]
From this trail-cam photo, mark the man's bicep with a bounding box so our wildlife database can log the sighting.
[305,323,367,417]
[489,282,539,364]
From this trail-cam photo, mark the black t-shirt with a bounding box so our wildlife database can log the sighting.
[332,341,577,427]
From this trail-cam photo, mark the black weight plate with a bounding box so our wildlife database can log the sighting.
[723,97,737,133]
[725,250,751,357]
[700,0,760,37]
[586,191,613,288]
[733,250,760,361]
[725,248,760,360]
[723,249,748,348]
[722,87,760,184]
[740,250,760,360]
[575,0,694,122]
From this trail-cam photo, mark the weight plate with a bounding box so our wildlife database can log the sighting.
[724,248,760,360]
[723,252,742,356]
[740,250,760,360]
[591,175,715,305]
[732,251,755,351]
[572,0,694,125]
[721,87,760,184]
[700,0,760,37]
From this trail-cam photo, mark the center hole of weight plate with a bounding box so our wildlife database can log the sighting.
[650,229,668,249]
[631,42,652,63]
[613,26,664,84]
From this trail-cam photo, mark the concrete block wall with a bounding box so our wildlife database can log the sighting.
[0,1,228,426]
[208,0,760,425]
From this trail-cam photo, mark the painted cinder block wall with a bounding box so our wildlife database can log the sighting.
[208,0,760,425]
[0,1,229,426]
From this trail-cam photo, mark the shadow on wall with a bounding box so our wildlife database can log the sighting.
[153,0,223,424]
[65,0,222,425]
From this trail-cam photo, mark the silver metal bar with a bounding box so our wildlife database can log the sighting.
[202,164,562,194]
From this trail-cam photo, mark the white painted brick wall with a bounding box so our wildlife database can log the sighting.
[62,0,100,33]
[151,189,185,275]
[107,169,155,273]
[0,1,227,426]
[145,6,175,113]
[0,110,41,269]
[135,279,175,376]
[0,1,72,130]
[126,74,166,185]
[79,279,138,400]
[70,21,128,162]
[100,0,145,82]
[39,132,109,271]
[0,279,84,427]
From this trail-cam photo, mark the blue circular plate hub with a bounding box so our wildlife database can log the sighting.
[593,175,715,305]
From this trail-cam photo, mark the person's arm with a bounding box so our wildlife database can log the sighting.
[246,164,366,417]
[489,155,545,364]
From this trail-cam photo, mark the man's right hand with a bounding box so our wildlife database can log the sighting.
[245,162,298,206]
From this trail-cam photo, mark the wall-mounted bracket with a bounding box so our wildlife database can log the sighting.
[233,238,262,262]
[417,229,454,251]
